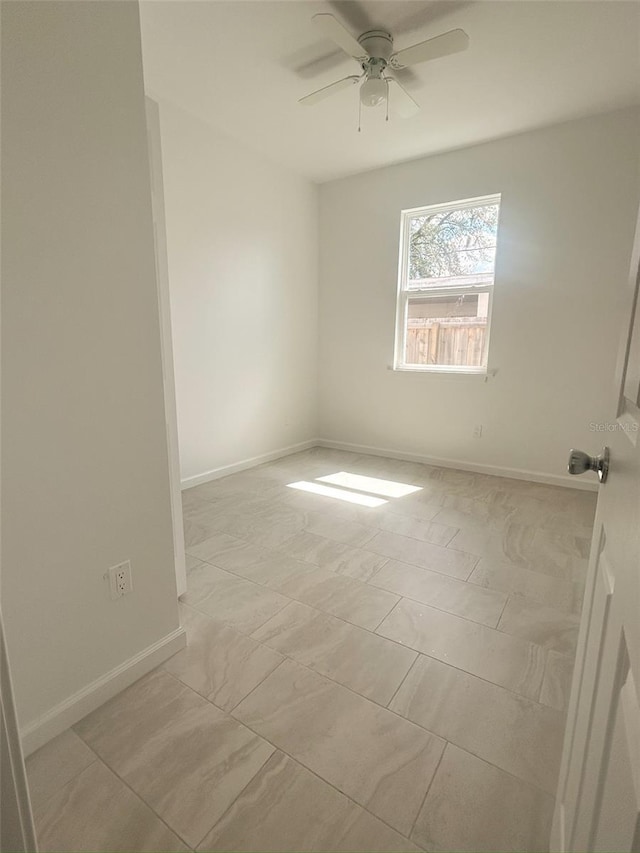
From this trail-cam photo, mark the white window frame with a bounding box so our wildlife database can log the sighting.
[393,194,501,375]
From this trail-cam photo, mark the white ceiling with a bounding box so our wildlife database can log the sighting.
[139,0,640,183]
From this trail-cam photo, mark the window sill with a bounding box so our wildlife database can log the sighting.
[389,365,497,381]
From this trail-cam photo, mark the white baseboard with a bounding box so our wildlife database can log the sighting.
[317,439,599,492]
[181,439,318,490]
[180,436,597,493]
[20,627,186,756]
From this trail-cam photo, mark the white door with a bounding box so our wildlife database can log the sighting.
[1,609,37,852]
[551,209,640,851]
[144,98,187,598]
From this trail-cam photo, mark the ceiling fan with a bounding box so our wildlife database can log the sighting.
[299,13,469,119]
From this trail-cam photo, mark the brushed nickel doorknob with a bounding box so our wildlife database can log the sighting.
[568,447,609,483]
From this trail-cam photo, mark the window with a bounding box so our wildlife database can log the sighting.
[394,194,501,373]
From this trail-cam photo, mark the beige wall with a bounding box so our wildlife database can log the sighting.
[155,100,319,484]
[318,108,640,481]
[1,1,181,739]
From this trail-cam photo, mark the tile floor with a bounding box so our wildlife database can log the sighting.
[26,448,596,852]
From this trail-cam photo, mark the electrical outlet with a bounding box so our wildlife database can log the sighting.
[105,561,133,600]
[473,424,483,438]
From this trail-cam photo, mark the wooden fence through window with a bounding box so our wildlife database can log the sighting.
[406,319,487,367]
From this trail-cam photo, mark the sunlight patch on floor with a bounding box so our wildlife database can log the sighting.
[286,481,388,507]
[317,471,422,498]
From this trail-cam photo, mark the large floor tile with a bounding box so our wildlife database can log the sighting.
[222,503,308,548]
[182,487,214,511]
[423,466,479,489]
[390,655,565,793]
[187,474,274,503]
[183,502,230,548]
[540,650,575,712]
[186,531,272,573]
[253,601,416,704]
[366,530,477,580]
[233,464,299,486]
[197,751,421,852]
[182,557,228,606]
[468,557,577,612]
[277,486,362,513]
[186,553,206,572]
[203,493,279,517]
[216,551,314,586]
[378,499,442,524]
[273,563,399,630]
[163,605,283,709]
[376,598,545,699]
[233,659,445,836]
[502,487,596,531]
[314,467,425,494]
[352,456,432,484]
[277,531,388,581]
[75,670,274,848]
[495,479,589,505]
[33,760,188,852]
[430,494,518,530]
[411,744,554,852]
[505,499,594,537]
[183,538,273,604]
[374,513,458,547]
[371,560,507,627]
[188,565,290,633]
[290,497,381,525]
[26,729,96,811]
[303,510,377,547]
[498,596,580,655]
[450,523,589,580]
[218,550,398,629]
[561,491,598,528]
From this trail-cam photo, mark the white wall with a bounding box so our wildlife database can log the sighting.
[318,108,640,481]
[155,100,319,485]
[1,1,182,744]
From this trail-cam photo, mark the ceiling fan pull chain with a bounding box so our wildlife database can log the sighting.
[385,80,389,122]
[357,97,362,133]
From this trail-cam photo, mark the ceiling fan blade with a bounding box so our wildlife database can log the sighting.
[313,13,368,60]
[327,1,373,36]
[390,28,469,68]
[299,75,360,106]
[386,77,420,118]
[391,66,421,88]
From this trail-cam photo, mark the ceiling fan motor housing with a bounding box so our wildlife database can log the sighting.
[357,30,394,63]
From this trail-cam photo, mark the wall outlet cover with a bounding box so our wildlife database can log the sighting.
[105,561,133,600]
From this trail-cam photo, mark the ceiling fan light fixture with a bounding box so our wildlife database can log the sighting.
[360,77,387,107]
[300,13,470,124]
